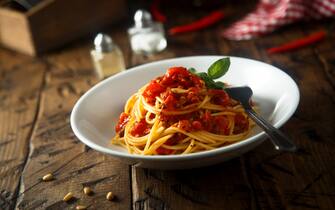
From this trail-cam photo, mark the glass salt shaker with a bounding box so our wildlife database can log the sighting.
[90,33,126,79]
[128,9,167,54]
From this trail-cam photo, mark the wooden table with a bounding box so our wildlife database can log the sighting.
[1,5,335,210]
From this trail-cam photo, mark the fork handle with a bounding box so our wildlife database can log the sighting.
[245,109,297,152]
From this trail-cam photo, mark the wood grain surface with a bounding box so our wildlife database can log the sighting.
[0,2,335,210]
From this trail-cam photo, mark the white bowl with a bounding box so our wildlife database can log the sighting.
[71,56,299,169]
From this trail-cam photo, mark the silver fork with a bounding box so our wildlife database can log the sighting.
[225,86,297,152]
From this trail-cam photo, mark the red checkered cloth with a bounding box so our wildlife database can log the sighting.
[222,0,335,40]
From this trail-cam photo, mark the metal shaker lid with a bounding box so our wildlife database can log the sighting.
[94,33,115,52]
[134,9,153,28]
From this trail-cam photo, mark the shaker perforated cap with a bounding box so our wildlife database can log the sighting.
[134,9,153,28]
[94,33,115,52]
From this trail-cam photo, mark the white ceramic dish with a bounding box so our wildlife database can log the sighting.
[71,56,299,169]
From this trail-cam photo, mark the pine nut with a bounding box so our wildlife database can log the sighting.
[76,205,87,210]
[61,87,70,97]
[42,173,53,181]
[63,192,74,202]
[83,187,92,195]
[106,191,114,201]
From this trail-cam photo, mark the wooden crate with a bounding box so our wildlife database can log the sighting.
[0,0,127,56]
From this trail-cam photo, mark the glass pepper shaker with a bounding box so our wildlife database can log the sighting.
[90,33,126,79]
[128,9,167,54]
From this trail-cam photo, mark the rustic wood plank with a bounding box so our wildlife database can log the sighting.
[15,36,131,210]
[267,25,334,210]
[0,49,44,210]
[132,159,253,210]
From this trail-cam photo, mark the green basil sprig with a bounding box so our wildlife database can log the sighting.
[188,57,230,89]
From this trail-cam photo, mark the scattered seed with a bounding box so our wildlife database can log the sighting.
[63,192,74,202]
[60,86,70,97]
[83,187,92,195]
[106,192,114,201]
[42,173,53,181]
[76,205,87,210]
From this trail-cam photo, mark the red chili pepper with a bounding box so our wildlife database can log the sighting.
[150,0,167,23]
[169,10,225,35]
[267,31,326,54]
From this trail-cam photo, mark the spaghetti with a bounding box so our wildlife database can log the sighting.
[112,66,255,155]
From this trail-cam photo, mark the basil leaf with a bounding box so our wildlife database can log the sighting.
[196,72,210,83]
[197,72,217,89]
[207,58,230,79]
[214,81,225,89]
[207,81,218,89]
[188,67,197,74]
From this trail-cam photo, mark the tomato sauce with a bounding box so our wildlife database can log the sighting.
[142,80,165,105]
[130,119,150,137]
[233,113,249,134]
[175,111,231,134]
[208,89,230,106]
[142,67,204,107]
[115,112,129,133]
